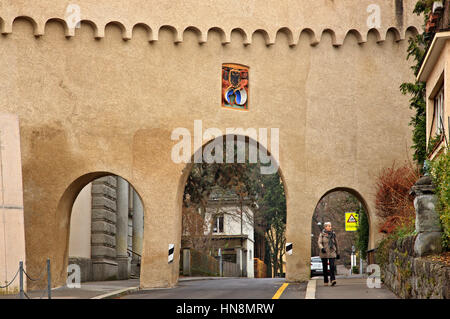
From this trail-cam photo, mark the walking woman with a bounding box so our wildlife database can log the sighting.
[318,222,339,286]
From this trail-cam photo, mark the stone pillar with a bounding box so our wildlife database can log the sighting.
[115,177,129,280]
[131,190,144,276]
[242,250,248,277]
[182,249,191,276]
[127,212,133,275]
[235,248,243,277]
[91,176,118,281]
[410,176,443,257]
[0,113,26,294]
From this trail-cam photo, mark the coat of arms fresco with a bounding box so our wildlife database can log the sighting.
[222,63,249,110]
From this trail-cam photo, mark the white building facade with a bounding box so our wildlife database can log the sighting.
[205,193,255,278]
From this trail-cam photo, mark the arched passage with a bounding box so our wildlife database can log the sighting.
[55,172,145,287]
[176,134,289,279]
[310,187,371,276]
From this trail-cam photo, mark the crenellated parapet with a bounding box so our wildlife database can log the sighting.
[0,0,422,46]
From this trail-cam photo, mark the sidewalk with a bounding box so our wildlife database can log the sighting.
[0,276,237,299]
[311,275,398,299]
[0,279,140,299]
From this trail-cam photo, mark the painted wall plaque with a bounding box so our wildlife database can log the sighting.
[222,63,249,110]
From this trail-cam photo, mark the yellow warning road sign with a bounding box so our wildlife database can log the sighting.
[345,212,359,231]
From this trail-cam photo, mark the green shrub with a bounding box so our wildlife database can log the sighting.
[375,220,416,267]
[394,219,416,239]
[429,151,450,250]
[356,207,369,259]
[376,236,393,267]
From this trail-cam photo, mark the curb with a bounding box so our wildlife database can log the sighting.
[305,279,316,299]
[90,286,140,299]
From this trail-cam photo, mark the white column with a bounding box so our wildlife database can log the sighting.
[132,190,144,263]
[116,177,129,279]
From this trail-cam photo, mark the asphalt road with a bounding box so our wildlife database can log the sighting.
[121,278,307,299]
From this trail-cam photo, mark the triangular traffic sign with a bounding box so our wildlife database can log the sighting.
[347,214,357,223]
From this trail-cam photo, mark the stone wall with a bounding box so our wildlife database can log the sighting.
[91,176,119,281]
[380,235,450,299]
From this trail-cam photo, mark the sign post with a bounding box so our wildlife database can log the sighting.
[218,248,223,277]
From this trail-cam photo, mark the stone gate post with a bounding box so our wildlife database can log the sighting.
[410,176,443,257]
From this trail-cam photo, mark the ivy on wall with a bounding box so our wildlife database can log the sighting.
[355,206,369,259]
[400,1,434,168]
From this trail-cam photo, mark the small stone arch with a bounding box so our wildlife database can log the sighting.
[131,22,154,42]
[385,27,402,42]
[300,28,320,46]
[12,16,40,36]
[183,26,206,44]
[230,27,251,46]
[207,27,229,44]
[312,186,374,256]
[53,171,146,288]
[104,21,132,40]
[74,19,101,38]
[344,29,364,45]
[367,28,383,43]
[157,25,182,43]
[405,25,419,38]
[44,18,71,38]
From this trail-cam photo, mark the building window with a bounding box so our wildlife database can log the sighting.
[434,86,444,135]
[213,215,224,233]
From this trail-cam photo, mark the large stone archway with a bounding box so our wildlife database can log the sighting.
[176,133,288,278]
[0,1,423,289]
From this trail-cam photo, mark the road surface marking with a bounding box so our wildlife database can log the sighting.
[305,279,316,299]
[91,286,139,299]
[272,283,289,299]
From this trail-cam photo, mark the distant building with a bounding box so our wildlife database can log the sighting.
[182,189,255,278]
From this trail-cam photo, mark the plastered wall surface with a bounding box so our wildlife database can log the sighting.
[0,0,422,288]
[68,183,91,259]
[0,113,26,294]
